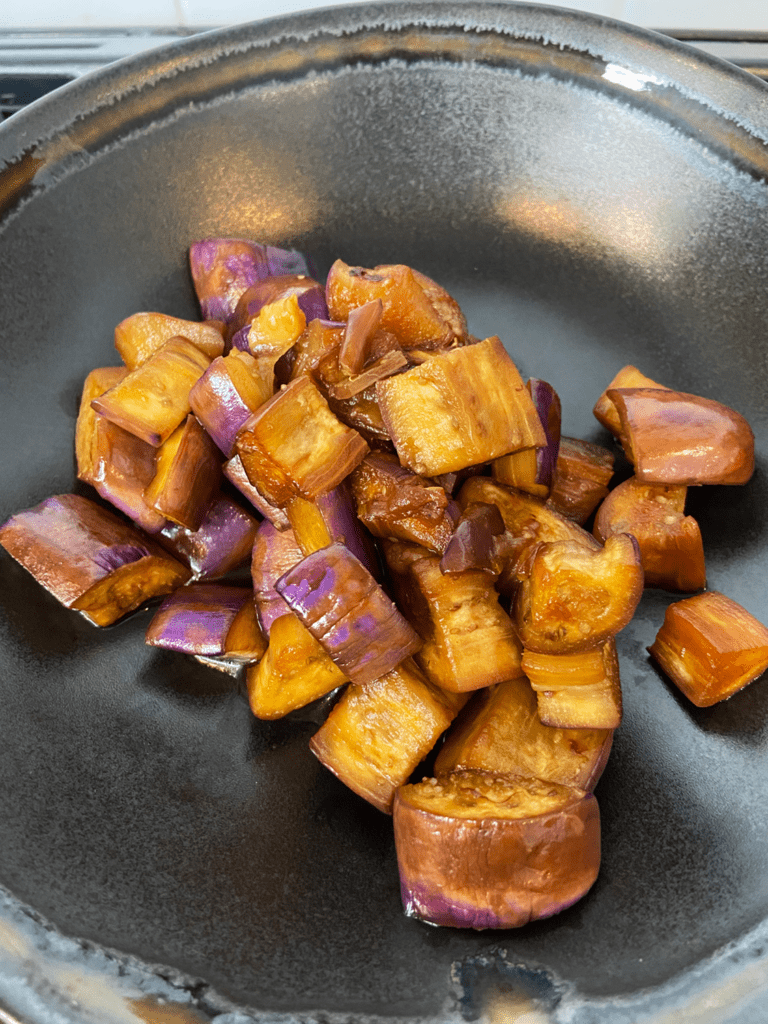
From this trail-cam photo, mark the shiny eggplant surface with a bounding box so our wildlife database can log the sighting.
[1,3,768,1022]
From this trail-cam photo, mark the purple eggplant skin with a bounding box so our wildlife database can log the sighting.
[316,479,381,581]
[189,357,256,457]
[528,378,562,491]
[251,520,304,633]
[0,493,190,623]
[189,239,311,325]
[275,543,421,684]
[156,493,259,580]
[440,501,507,575]
[224,455,291,531]
[146,583,251,655]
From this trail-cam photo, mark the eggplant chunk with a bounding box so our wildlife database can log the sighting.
[143,415,222,531]
[146,583,264,659]
[516,534,644,654]
[275,543,421,685]
[393,770,600,929]
[189,349,274,457]
[247,611,347,720]
[607,387,754,486]
[76,366,166,534]
[648,591,768,707]
[492,377,561,499]
[593,476,705,592]
[309,659,457,813]
[0,494,190,626]
[236,375,369,507]
[547,436,615,525]
[593,364,668,438]
[155,493,258,580]
[114,312,224,370]
[434,677,612,791]
[457,476,599,590]
[91,336,211,447]
[385,540,523,693]
[325,260,467,351]
[376,337,547,477]
[522,640,623,729]
[351,451,458,553]
[189,238,310,324]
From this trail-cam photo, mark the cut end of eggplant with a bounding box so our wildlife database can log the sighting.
[393,770,601,929]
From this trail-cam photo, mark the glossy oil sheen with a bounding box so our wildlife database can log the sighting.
[0,3,767,1021]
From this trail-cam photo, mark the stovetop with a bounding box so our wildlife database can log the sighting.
[1,26,767,120]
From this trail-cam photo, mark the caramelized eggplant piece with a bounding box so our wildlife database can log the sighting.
[593,476,706,591]
[311,345,395,447]
[189,238,310,324]
[377,337,547,477]
[339,298,383,373]
[276,543,421,684]
[439,501,508,576]
[0,494,190,626]
[236,375,369,507]
[223,454,291,530]
[393,770,600,929]
[285,497,333,556]
[434,677,612,791]
[351,451,458,553]
[146,583,265,660]
[492,378,561,498]
[289,318,345,381]
[547,436,615,525]
[114,312,224,370]
[155,493,258,580]
[76,366,166,534]
[325,260,467,351]
[516,534,643,654]
[457,477,599,589]
[247,611,347,719]
[384,541,524,693]
[648,591,768,706]
[91,337,211,447]
[232,293,306,361]
[143,415,222,531]
[189,349,274,457]
[309,659,457,813]
[228,274,327,343]
[522,640,623,729]
[607,387,754,485]
[593,364,668,437]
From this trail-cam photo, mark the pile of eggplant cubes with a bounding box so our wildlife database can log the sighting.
[2,238,767,930]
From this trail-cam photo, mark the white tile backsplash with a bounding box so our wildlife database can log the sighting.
[2,0,766,32]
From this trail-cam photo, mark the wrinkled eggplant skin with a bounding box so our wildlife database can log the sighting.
[146,583,251,655]
[189,239,310,324]
[156,494,258,580]
[275,543,421,684]
[251,520,304,634]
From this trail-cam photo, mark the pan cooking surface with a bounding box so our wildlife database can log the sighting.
[0,3,767,1019]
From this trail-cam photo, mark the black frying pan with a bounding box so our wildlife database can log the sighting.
[1,3,768,1021]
